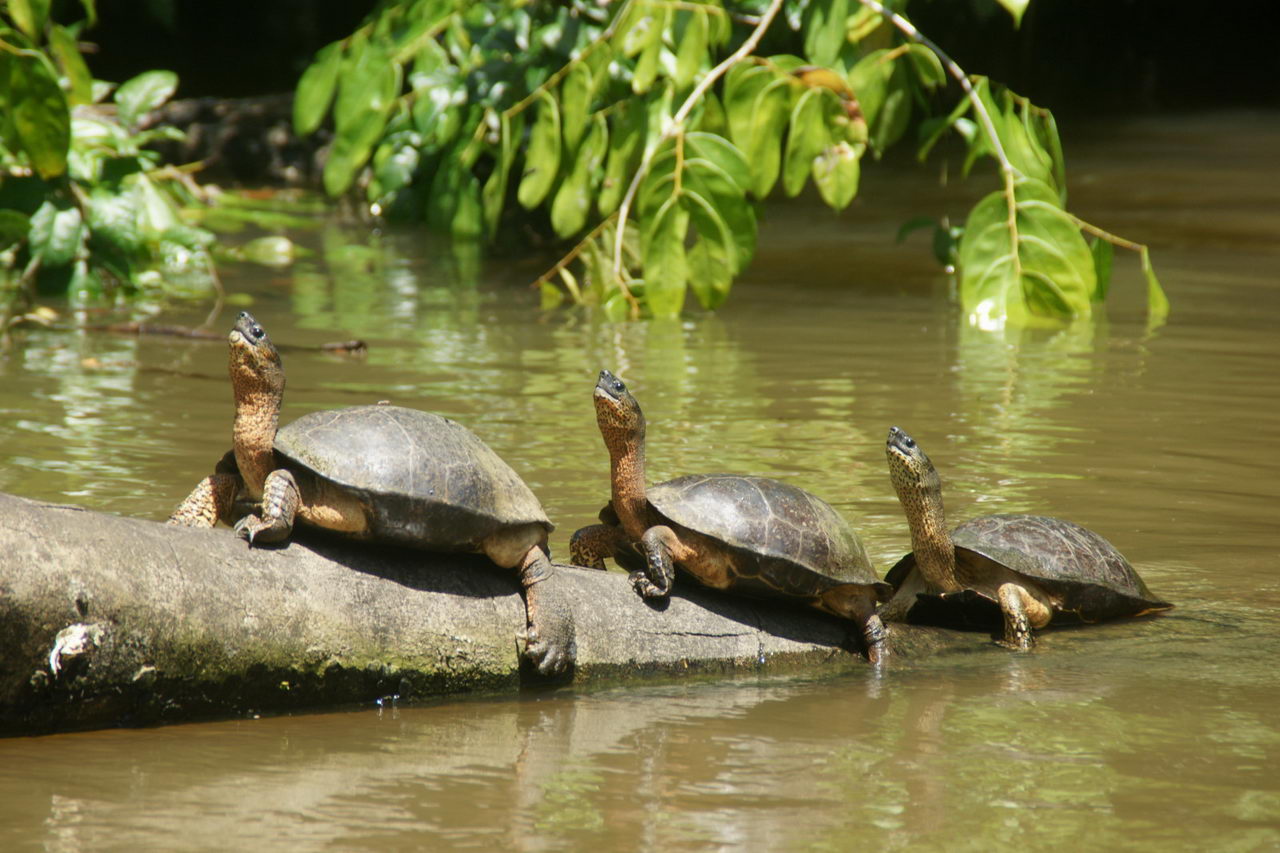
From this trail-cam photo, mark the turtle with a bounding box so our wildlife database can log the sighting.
[569,370,892,663]
[882,425,1172,649]
[168,311,576,675]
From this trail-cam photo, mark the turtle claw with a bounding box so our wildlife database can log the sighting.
[629,570,666,600]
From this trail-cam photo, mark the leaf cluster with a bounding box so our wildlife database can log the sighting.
[1,0,214,313]
[297,0,1168,325]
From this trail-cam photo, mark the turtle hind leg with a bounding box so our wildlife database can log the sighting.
[234,469,300,545]
[568,523,625,570]
[513,546,577,677]
[635,525,689,600]
[168,450,241,527]
[996,582,1053,650]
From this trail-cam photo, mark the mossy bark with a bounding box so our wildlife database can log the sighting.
[0,492,971,736]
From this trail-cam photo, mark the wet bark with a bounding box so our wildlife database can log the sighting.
[0,492,971,736]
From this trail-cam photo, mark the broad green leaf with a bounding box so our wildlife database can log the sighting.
[560,63,591,151]
[803,0,848,68]
[599,102,646,216]
[11,51,70,180]
[724,63,772,150]
[294,41,343,136]
[681,186,737,273]
[906,44,945,90]
[848,5,883,43]
[684,132,750,195]
[1089,237,1113,302]
[996,0,1029,26]
[482,111,523,237]
[813,141,861,211]
[682,188,735,307]
[674,8,708,89]
[9,0,50,39]
[783,88,834,196]
[975,82,1058,195]
[551,114,607,237]
[684,170,757,274]
[115,70,179,128]
[87,189,142,253]
[0,210,31,251]
[451,170,483,239]
[49,25,94,107]
[131,173,179,235]
[642,197,689,318]
[724,67,790,198]
[957,176,1095,325]
[323,102,389,196]
[616,2,652,56]
[517,91,561,209]
[28,199,84,267]
[632,8,669,95]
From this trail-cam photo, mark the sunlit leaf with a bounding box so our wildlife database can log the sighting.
[957,176,1095,325]
[517,91,561,209]
[1089,237,1113,302]
[684,132,750,196]
[813,142,861,210]
[560,63,591,151]
[28,199,84,267]
[906,44,945,89]
[996,0,1029,26]
[674,8,708,89]
[294,41,343,136]
[632,7,669,94]
[115,70,179,128]
[599,102,646,216]
[643,197,688,317]
[783,88,833,196]
[9,0,50,39]
[803,0,848,68]
[1140,246,1170,320]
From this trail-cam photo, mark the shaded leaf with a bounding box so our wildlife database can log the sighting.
[0,209,31,251]
[49,25,94,107]
[560,63,591,151]
[1089,237,1113,302]
[1140,246,1170,320]
[783,88,834,196]
[599,102,646,216]
[9,0,50,39]
[10,51,70,180]
[517,91,561,209]
[674,8,708,89]
[643,197,688,318]
[482,111,523,236]
[803,0,848,68]
[684,132,750,195]
[551,114,607,237]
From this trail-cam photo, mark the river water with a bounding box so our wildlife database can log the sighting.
[1,113,1278,849]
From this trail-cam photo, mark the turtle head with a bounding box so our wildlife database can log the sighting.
[228,311,284,400]
[594,369,645,444]
[886,426,941,505]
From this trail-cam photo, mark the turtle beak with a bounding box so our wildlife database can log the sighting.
[595,369,625,403]
[886,426,917,458]
[231,311,270,348]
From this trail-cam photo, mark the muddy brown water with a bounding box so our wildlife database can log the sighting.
[2,114,1278,849]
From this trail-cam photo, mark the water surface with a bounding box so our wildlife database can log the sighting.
[1,113,1278,850]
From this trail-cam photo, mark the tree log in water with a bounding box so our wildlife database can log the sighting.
[0,492,970,736]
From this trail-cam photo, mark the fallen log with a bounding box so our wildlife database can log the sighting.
[0,491,972,736]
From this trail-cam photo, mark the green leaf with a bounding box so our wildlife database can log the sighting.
[115,70,179,128]
[240,236,295,268]
[451,170,483,239]
[517,91,561,209]
[323,106,389,196]
[1140,246,1170,320]
[682,189,735,307]
[632,7,669,94]
[86,189,142,253]
[10,51,70,180]
[79,0,97,27]
[1089,237,1113,302]
[723,67,791,198]
[49,25,94,107]
[803,0,848,68]
[9,0,50,39]
[684,132,750,195]
[783,88,833,197]
[28,199,84,267]
[599,102,646,216]
[482,111,523,237]
[674,8,708,89]
[813,141,861,211]
[683,170,757,275]
[957,176,1095,325]
[906,44,945,90]
[551,114,607,237]
[642,197,689,318]
[560,63,591,151]
[294,41,343,136]
[0,210,31,251]
[996,0,1030,27]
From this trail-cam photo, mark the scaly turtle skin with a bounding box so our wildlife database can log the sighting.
[168,312,576,676]
[882,426,1171,649]
[570,370,891,664]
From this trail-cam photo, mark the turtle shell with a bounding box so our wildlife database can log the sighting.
[274,405,551,549]
[885,513,1170,624]
[643,473,885,594]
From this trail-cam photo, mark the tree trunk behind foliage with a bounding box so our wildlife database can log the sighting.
[0,491,970,736]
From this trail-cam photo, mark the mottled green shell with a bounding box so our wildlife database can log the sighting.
[886,514,1170,622]
[646,473,883,590]
[274,405,550,548]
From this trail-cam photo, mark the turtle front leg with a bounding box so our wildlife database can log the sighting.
[821,584,890,666]
[516,546,577,677]
[234,469,300,545]
[168,451,241,527]
[568,523,625,570]
[633,525,690,599]
[996,582,1053,650]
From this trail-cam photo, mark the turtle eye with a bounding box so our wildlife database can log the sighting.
[904,435,915,448]
[612,379,625,393]
[250,324,264,340]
